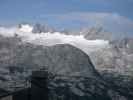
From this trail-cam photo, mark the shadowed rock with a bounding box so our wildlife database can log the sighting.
[41,44,99,77]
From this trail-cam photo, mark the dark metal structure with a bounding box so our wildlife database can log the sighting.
[30,70,48,100]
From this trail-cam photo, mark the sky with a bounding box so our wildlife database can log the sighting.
[0,0,133,36]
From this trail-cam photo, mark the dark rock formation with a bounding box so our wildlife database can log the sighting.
[38,44,99,77]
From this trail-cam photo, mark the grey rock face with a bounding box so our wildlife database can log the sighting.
[13,43,99,77]
[88,37,133,76]
[32,23,55,33]
[110,38,133,54]
[39,44,98,76]
[80,27,113,40]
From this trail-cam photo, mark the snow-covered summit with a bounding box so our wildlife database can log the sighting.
[18,24,33,33]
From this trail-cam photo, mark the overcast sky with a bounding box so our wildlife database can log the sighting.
[0,0,133,36]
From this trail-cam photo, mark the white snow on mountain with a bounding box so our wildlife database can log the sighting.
[19,24,33,33]
[0,24,109,54]
[0,24,33,37]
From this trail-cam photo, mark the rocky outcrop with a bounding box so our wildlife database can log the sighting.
[80,27,113,40]
[37,44,98,76]
[32,23,55,33]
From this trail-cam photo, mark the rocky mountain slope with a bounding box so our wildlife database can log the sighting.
[0,36,132,99]
[0,24,132,99]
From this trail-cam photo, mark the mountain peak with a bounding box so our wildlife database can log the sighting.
[17,24,33,33]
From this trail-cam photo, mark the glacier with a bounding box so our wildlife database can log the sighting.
[0,24,109,55]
